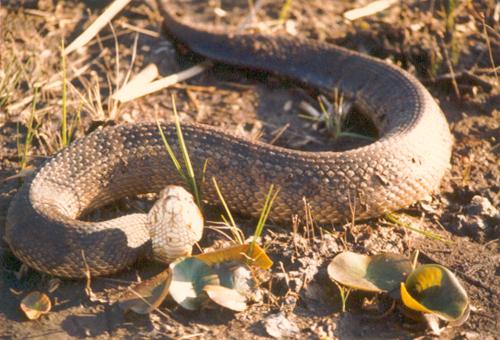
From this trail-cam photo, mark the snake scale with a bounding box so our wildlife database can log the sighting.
[5,1,453,277]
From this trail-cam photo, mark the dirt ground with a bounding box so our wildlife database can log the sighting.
[0,0,499,339]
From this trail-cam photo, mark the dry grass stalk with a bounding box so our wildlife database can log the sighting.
[113,63,159,99]
[438,35,461,98]
[343,0,398,21]
[113,61,212,102]
[6,62,93,113]
[114,0,264,104]
[120,22,160,38]
[64,0,132,55]
[480,18,498,85]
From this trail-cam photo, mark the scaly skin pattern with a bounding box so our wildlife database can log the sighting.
[5,3,453,277]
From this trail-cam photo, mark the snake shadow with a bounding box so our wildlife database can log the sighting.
[61,305,153,338]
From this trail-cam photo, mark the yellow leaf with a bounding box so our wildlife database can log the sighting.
[411,266,443,292]
[400,282,433,314]
[196,244,273,269]
[401,265,469,321]
[20,292,51,320]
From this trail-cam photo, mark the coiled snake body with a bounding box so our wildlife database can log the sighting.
[5,3,453,277]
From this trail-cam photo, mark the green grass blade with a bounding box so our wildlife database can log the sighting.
[212,177,243,244]
[16,122,22,166]
[68,100,83,143]
[220,215,245,243]
[171,94,201,207]
[60,38,68,147]
[251,185,280,249]
[338,131,376,141]
[155,119,187,184]
[332,281,351,313]
[279,0,293,24]
[18,86,38,170]
[384,213,453,244]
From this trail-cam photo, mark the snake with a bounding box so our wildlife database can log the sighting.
[5,1,453,278]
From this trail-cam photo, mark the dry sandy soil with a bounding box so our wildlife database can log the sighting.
[0,0,498,339]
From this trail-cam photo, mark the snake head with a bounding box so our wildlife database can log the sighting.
[147,185,204,263]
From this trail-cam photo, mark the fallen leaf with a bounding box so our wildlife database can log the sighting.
[118,269,172,314]
[401,264,469,322]
[327,252,412,293]
[203,285,247,312]
[169,257,218,310]
[196,243,273,270]
[20,292,51,320]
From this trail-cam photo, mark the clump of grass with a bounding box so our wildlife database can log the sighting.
[59,39,69,148]
[211,177,245,245]
[156,93,202,207]
[171,95,200,206]
[212,177,279,253]
[156,92,279,255]
[247,0,255,16]
[443,0,460,66]
[321,92,374,141]
[251,184,279,249]
[157,120,184,179]
[428,39,442,79]
[300,92,374,141]
[333,281,351,313]
[444,0,456,36]
[212,176,279,255]
[67,101,83,143]
[302,198,316,242]
[0,61,22,109]
[17,87,40,171]
[480,17,498,84]
[58,38,85,148]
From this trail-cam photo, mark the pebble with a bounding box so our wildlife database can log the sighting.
[263,312,300,338]
[457,195,499,240]
[465,195,498,218]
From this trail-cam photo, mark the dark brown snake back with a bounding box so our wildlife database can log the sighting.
[5,2,453,277]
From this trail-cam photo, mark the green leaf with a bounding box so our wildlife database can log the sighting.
[169,257,219,310]
[327,252,412,293]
